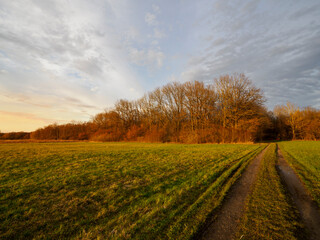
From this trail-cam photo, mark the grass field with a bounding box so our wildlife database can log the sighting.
[236,143,304,240]
[279,141,320,207]
[0,142,264,239]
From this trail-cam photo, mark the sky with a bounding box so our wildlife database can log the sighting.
[0,0,320,132]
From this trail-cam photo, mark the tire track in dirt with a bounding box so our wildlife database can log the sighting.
[197,145,269,240]
[276,145,320,240]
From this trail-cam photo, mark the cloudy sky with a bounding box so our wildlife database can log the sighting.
[0,0,320,132]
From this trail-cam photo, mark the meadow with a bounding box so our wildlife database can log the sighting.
[0,142,264,239]
[279,141,320,207]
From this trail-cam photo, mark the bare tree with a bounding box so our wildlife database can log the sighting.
[215,73,265,142]
[283,102,301,140]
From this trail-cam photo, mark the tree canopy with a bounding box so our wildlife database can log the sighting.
[3,73,319,143]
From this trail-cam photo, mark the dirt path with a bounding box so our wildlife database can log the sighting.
[197,145,269,240]
[276,146,320,240]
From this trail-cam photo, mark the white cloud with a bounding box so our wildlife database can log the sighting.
[145,12,157,26]
[153,28,166,39]
[151,40,159,45]
[0,0,319,132]
[129,48,164,68]
[152,4,160,14]
[0,0,144,129]
[178,0,320,108]
[124,27,139,42]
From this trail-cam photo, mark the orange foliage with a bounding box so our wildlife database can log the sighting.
[15,74,318,143]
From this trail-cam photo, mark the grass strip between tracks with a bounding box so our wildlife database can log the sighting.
[236,143,304,240]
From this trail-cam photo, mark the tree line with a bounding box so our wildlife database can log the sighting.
[2,73,320,142]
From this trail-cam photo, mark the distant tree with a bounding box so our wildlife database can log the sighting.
[162,82,186,141]
[214,73,265,142]
[274,102,301,140]
[0,131,30,140]
[29,73,320,143]
[298,107,320,140]
[284,102,302,140]
[115,99,140,130]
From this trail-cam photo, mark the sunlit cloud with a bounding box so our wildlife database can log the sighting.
[0,0,319,131]
[0,111,58,132]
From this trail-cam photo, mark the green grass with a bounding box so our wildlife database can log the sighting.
[236,143,303,240]
[278,141,320,207]
[0,142,264,239]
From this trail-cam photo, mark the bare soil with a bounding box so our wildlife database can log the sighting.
[276,146,320,240]
[197,145,269,240]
